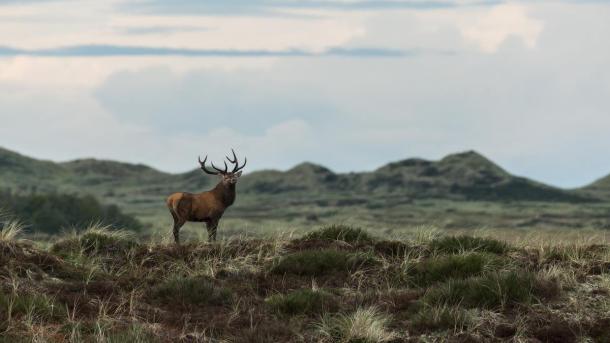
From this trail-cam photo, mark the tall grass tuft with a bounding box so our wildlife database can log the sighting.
[51,223,137,257]
[316,307,397,343]
[0,218,24,242]
[410,304,471,333]
[429,235,509,254]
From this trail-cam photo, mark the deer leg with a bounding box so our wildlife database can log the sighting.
[206,219,219,242]
[172,217,185,245]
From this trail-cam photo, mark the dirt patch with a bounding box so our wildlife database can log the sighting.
[589,318,610,343]
[494,323,516,338]
[533,321,577,343]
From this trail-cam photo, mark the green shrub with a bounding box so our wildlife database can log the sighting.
[266,289,337,316]
[152,276,232,307]
[429,235,509,254]
[423,271,558,309]
[271,249,376,276]
[301,225,374,244]
[409,253,503,286]
[0,191,142,234]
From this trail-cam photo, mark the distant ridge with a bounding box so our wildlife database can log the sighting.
[0,146,595,203]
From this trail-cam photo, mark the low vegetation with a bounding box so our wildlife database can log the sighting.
[0,190,142,234]
[0,224,608,342]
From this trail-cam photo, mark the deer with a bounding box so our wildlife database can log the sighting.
[166,149,246,244]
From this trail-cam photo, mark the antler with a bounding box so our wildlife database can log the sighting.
[198,155,220,175]
[211,161,229,174]
[226,148,247,173]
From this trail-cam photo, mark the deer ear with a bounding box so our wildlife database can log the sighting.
[235,171,243,177]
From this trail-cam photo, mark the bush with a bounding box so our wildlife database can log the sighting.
[152,276,232,307]
[0,191,142,234]
[271,249,376,276]
[423,271,559,309]
[266,289,337,316]
[429,235,509,254]
[409,253,503,286]
[301,225,375,244]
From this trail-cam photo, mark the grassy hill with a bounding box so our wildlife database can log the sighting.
[0,147,587,201]
[1,146,609,234]
[0,224,608,342]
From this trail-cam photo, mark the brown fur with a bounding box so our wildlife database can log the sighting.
[166,176,239,243]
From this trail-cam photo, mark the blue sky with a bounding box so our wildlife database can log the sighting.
[0,0,609,188]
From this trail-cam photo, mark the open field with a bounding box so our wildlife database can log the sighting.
[1,223,609,342]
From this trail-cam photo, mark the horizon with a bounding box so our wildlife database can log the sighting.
[2,144,607,189]
[1,1,609,188]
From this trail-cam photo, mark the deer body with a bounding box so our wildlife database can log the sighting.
[167,150,245,243]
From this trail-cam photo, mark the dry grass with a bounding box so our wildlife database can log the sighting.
[0,225,608,342]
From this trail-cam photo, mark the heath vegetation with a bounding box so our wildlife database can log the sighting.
[0,223,608,342]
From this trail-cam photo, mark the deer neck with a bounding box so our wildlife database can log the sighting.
[213,181,236,207]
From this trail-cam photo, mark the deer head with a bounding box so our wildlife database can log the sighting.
[198,149,247,185]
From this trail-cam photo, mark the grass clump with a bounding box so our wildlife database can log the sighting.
[0,219,24,242]
[410,304,471,333]
[316,307,397,343]
[0,292,65,321]
[51,224,138,257]
[105,323,160,343]
[271,249,376,276]
[302,225,374,244]
[152,275,232,307]
[266,288,337,316]
[429,235,509,254]
[423,271,559,309]
[409,252,504,286]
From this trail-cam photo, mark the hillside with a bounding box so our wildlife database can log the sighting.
[0,147,588,202]
[0,225,608,342]
[582,173,610,199]
[1,146,607,233]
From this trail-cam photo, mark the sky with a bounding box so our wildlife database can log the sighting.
[0,0,609,188]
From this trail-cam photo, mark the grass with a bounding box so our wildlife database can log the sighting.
[429,235,509,254]
[408,252,504,286]
[0,292,65,322]
[422,271,560,309]
[0,226,607,342]
[266,288,337,316]
[301,225,375,244]
[0,218,24,242]
[270,249,376,276]
[410,304,471,333]
[316,307,397,343]
[51,223,138,257]
[152,275,232,307]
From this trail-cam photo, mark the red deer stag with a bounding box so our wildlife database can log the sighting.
[166,150,246,243]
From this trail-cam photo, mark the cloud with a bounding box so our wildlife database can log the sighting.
[457,4,544,53]
[118,25,211,35]
[0,44,408,57]
[93,66,338,134]
[122,0,470,16]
